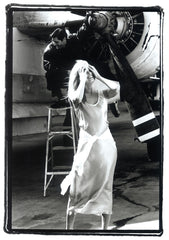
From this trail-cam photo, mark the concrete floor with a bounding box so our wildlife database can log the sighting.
[10,103,162,235]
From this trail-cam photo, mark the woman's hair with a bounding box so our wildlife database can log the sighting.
[68,60,89,101]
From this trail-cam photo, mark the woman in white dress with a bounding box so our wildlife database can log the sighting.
[60,60,120,230]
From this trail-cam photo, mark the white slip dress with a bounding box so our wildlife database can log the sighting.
[60,92,117,216]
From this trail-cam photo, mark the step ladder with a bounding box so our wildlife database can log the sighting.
[43,104,77,197]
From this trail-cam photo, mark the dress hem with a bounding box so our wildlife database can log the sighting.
[72,209,113,216]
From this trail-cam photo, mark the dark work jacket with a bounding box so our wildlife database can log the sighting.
[43,37,84,96]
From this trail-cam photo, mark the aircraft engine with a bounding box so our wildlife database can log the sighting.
[85,11,160,79]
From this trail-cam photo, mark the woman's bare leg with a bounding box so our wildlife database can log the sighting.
[66,210,76,229]
[66,198,76,229]
[101,214,111,230]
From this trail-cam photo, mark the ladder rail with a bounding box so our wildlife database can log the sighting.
[43,105,77,197]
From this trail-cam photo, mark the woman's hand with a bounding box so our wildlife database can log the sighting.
[89,65,101,80]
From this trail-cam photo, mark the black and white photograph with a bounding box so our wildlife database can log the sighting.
[4,3,164,236]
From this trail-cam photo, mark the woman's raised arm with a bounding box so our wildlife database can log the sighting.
[89,65,120,102]
[68,67,87,107]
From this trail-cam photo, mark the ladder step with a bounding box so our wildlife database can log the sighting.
[49,131,72,136]
[47,165,71,173]
[49,106,71,111]
[52,146,74,151]
[46,171,70,175]
[50,126,71,130]
[53,165,71,170]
